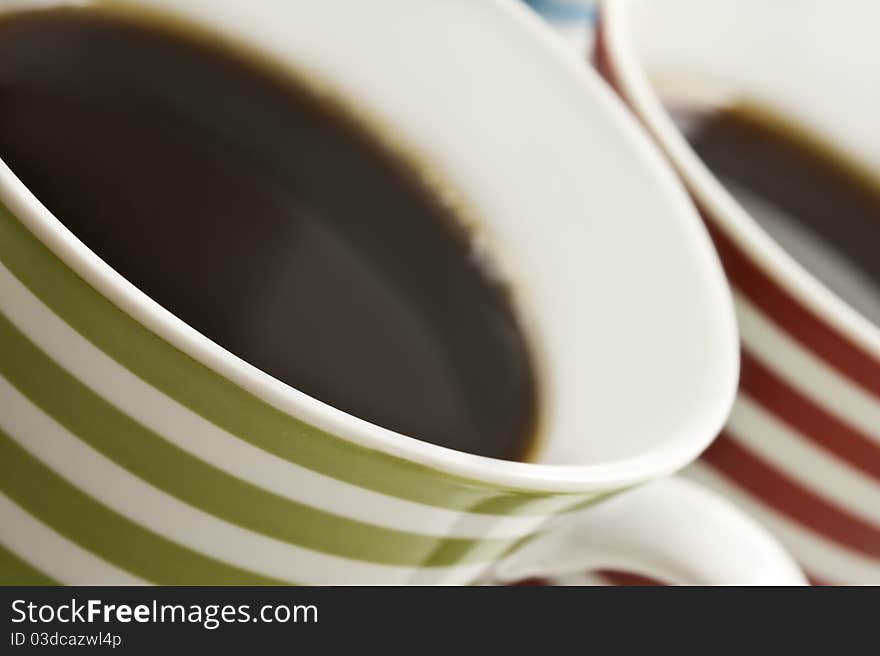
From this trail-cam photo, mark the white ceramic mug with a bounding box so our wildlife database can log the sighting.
[597,0,880,584]
[0,0,803,585]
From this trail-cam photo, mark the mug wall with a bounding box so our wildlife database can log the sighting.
[0,194,605,584]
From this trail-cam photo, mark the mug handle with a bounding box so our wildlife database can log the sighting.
[492,475,806,585]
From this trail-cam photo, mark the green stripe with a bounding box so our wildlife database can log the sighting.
[0,430,286,585]
[0,543,58,585]
[467,491,606,517]
[0,201,593,515]
[0,312,522,566]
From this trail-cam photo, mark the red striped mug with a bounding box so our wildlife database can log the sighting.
[596,0,880,584]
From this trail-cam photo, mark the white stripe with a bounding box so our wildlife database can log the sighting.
[727,395,880,525]
[734,292,880,445]
[686,462,880,585]
[0,261,560,539]
[0,493,146,585]
[0,378,490,585]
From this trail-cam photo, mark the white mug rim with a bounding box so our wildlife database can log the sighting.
[0,0,738,493]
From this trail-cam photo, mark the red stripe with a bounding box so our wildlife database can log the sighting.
[514,572,665,587]
[593,23,621,96]
[702,432,880,560]
[598,568,832,587]
[597,570,828,586]
[739,349,880,481]
[512,577,552,586]
[703,205,880,401]
[806,573,834,586]
[596,570,664,586]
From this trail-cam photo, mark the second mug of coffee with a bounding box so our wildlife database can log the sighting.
[599,0,880,584]
[0,0,803,584]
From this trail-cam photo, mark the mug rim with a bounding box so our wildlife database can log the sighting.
[599,0,880,362]
[0,0,738,493]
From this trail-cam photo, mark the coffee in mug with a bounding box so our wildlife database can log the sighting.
[667,102,880,326]
[0,7,539,460]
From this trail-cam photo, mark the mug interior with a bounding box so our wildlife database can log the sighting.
[610,0,880,353]
[624,0,880,173]
[0,0,738,488]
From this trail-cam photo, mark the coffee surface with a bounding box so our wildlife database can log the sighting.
[0,9,538,460]
[669,102,880,325]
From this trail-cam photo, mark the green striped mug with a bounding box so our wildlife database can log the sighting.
[0,0,804,585]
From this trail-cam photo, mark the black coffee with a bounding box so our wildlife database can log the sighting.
[0,8,539,460]
[668,101,880,325]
